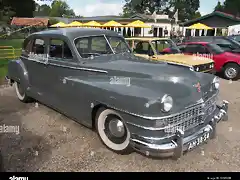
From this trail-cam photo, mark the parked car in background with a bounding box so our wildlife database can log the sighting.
[182,36,240,54]
[178,42,240,80]
[228,35,240,43]
[6,28,229,159]
[126,37,214,73]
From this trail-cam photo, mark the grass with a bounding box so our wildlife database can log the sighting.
[0,39,24,49]
[0,39,23,80]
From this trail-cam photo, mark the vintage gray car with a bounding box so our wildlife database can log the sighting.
[6,28,229,159]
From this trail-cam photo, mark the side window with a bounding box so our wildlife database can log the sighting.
[184,44,198,53]
[23,39,32,54]
[32,38,45,54]
[49,39,73,60]
[178,45,186,52]
[75,36,112,58]
[134,41,149,54]
[91,36,111,53]
[195,45,209,54]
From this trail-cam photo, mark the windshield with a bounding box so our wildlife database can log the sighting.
[227,37,240,47]
[151,39,181,54]
[106,36,131,54]
[206,43,225,54]
[74,35,131,58]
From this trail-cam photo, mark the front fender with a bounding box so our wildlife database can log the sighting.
[7,59,30,90]
[65,74,207,118]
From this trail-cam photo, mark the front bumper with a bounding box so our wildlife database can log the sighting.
[130,100,229,159]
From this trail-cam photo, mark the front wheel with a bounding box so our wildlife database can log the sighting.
[223,63,240,80]
[14,82,31,103]
[95,108,133,154]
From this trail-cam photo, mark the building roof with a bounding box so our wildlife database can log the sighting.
[35,14,171,25]
[11,17,49,26]
[182,11,240,27]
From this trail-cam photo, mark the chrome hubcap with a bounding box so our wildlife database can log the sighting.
[226,67,237,79]
[108,119,125,138]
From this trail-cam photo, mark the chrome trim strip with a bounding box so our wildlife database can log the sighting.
[20,55,108,73]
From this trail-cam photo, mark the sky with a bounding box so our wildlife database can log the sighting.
[35,0,225,17]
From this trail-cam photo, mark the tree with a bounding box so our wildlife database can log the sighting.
[122,0,200,22]
[3,0,35,17]
[214,1,224,12]
[35,4,51,16]
[192,11,201,19]
[49,0,75,17]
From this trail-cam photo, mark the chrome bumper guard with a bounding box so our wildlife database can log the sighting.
[130,100,229,160]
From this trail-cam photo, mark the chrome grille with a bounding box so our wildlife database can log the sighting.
[163,95,217,136]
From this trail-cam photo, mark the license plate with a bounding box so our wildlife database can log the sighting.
[188,133,210,150]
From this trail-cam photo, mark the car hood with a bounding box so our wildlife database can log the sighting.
[154,54,213,66]
[80,54,216,114]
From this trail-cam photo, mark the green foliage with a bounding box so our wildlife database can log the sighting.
[214,0,240,16]
[0,0,35,25]
[49,0,75,17]
[48,18,59,25]
[122,0,200,22]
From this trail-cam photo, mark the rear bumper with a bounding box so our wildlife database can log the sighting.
[130,100,229,159]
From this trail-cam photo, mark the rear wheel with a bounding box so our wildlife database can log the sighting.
[14,82,31,102]
[95,108,133,154]
[223,63,240,80]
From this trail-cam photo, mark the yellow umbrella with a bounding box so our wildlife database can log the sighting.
[66,21,82,27]
[50,22,67,28]
[102,20,124,27]
[187,23,213,30]
[125,20,151,28]
[82,21,102,27]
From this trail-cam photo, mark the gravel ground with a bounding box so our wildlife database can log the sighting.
[0,79,240,172]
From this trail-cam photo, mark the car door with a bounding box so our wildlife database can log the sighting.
[21,36,50,101]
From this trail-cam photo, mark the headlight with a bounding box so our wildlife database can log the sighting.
[213,76,220,89]
[161,94,173,112]
[195,67,199,71]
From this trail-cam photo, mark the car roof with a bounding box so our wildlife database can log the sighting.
[29,28,121,41]
[125,37,169,41]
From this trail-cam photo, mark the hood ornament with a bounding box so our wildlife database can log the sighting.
[193,82,201,92]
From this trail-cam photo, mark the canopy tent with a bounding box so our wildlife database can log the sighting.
[102,20,124,27]
[66,21,82,27]
[82,21,102,27]
[50,22,67,28]
[125,20,151,28]
[187,23,213,30]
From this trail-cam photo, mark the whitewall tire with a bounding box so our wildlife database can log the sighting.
[95,108,133,154]
[14,82,30,103]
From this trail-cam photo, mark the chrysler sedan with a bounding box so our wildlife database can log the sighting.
[6,28,229,159]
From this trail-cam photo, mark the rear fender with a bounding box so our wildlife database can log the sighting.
[7,59,30,91]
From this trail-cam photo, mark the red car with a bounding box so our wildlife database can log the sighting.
[178,42,240,80]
